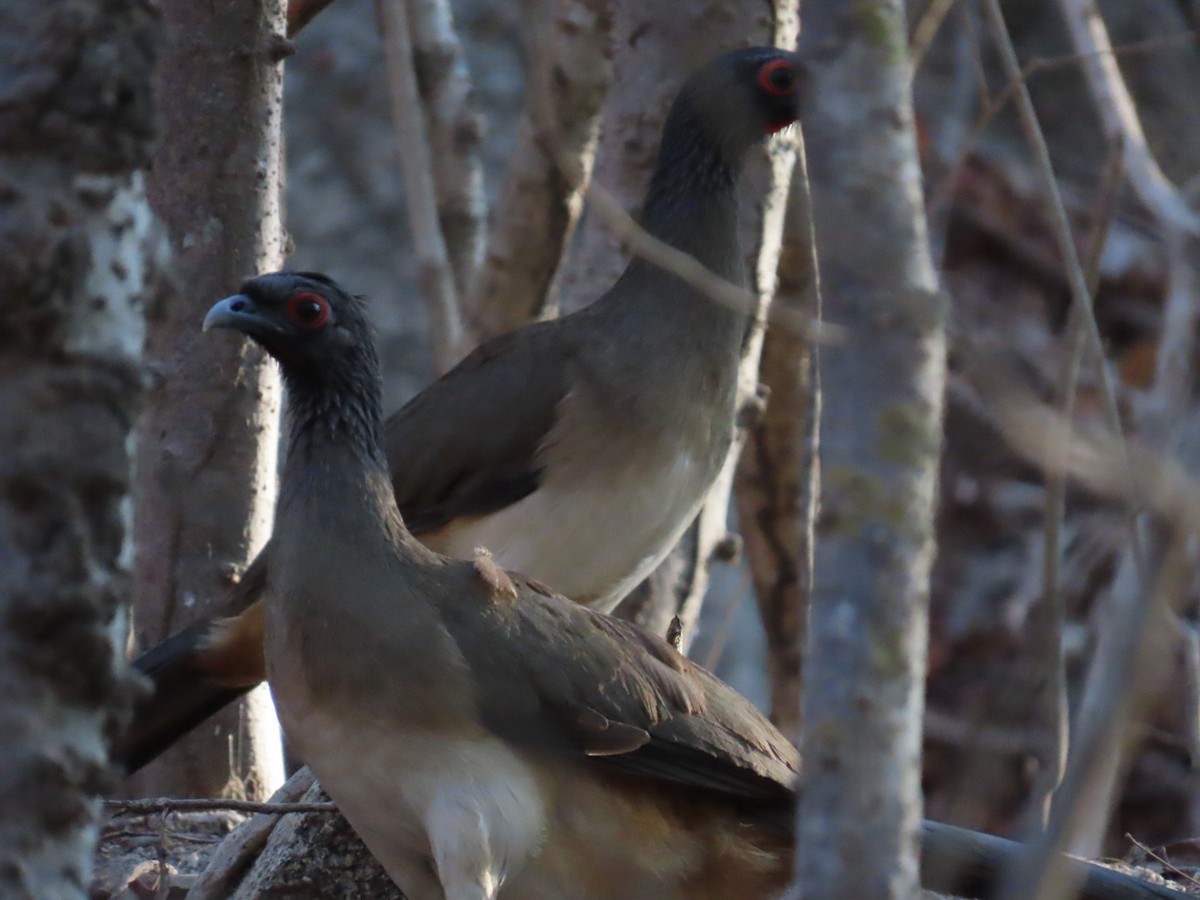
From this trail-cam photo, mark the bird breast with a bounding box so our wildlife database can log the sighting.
[431,386,724,610]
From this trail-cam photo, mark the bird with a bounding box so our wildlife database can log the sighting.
[118,46,807,771]
[199,269,1187,900]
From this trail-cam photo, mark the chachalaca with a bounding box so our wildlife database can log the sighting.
[119,46,805,771]
[200,269,1187,900]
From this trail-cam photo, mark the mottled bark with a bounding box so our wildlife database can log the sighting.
[795,1,944,897]
[0,0,160,892]
[577,0,801,647]
[128,0,288,800]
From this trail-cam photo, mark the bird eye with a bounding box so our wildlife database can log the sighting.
[757,58,796,96]
[286,292,332,329]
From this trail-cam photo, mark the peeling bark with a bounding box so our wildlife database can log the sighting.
[127,0,288,801]
[0,0,160,892]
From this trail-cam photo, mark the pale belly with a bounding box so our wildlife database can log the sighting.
[271,693,774,900]
[429,446,713,610]
[273,692,549,900]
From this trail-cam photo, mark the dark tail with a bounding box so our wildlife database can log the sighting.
[114,559,269,773]
[921,819,1187,900]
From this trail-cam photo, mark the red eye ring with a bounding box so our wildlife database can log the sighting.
[286,292,332,329]
[757,58,796,97]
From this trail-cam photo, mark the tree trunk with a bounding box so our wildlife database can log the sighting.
[794,1,945,897]
[0,0,160,892]
[127,0,288,801]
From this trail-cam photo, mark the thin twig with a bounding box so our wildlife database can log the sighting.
[980,0,1144,570]
[1029,140,1126,825]
[1056,0,1200,236]
[583,181,838,343]
[377,0,466,371]
[910,0,960,71]
[407,0,487,297]
[927,30,1200,218]
[1053,0,1200,864]
[105,797,337,816]
[980,3,1161,895]
[1126,833,1200,888]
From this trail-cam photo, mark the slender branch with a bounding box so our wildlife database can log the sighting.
[377,0,466,371]
[927,31,1200,219]
[1051,0,1200,863]
[1029,141,1126,825]
[463,0,611,339]
[105,797,337,816]
[583,181,831,342]
[979,0,1147,610]
[979,4,1157,894]
[407,0,487,297]
[1056,0,1200,236]
[733,162,821,743]
[910,0,960,71]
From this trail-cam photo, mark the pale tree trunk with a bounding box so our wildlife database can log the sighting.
[0,0,161,892]
[794,1,944,898]
[127,0,288,801]
[573,0,802,647]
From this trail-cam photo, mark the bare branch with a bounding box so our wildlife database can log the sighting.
[990,392,1200,898]
[1027,142,1126,826]
[582,181,829,342]
[377,0,466,371]
[1056,0,1200,236]
[105,798,336,817]
[733,165,821,744]
[910,0,960,71]
[408,0,487,296]
[463,0,611,339]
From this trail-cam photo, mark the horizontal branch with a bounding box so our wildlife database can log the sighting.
[105,797,337,816]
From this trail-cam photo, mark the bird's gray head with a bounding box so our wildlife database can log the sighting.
[203,270,375,381]
[667,47,804,161]
[205,270,384,455]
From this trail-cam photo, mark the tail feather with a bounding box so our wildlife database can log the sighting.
[115,559,269,774]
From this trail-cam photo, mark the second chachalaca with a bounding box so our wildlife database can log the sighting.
[198,270,1187,900]
[119,47,805,771]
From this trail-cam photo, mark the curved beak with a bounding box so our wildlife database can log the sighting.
[203,294,281,337]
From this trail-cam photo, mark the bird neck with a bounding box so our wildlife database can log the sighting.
[276,362,420,557]
[602,93,751,350]
[281,363,388,473]
[637,94,745,281]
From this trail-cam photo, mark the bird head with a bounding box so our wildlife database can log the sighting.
[203,270,373,379]
[673,47,805,159]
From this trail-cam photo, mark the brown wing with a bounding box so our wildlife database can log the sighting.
[384,320,577,534]
[448,566,798,810]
